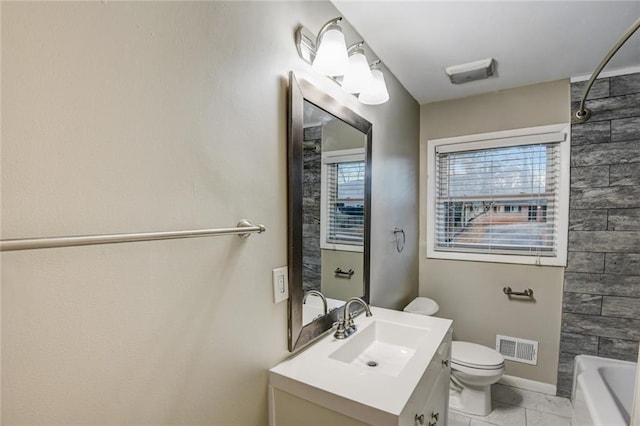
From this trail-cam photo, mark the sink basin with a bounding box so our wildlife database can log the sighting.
[329,320,430,377]
[270,306,453,420]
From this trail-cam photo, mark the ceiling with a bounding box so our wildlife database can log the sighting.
[331,1,640,104]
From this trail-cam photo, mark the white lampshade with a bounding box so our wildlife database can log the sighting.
[358,69,389,105]
[312,25,349,76]
[341,50,374,94]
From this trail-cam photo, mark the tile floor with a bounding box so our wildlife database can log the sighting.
[449,383,574,426]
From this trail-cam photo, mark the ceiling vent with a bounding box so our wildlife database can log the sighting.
[445,58,496,84]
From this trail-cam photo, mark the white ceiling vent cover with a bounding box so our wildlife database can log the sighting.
[496,335,538,365]
[445,58,495,84]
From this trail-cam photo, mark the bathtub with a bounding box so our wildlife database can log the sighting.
[572,355,637,426]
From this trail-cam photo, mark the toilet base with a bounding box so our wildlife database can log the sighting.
[449,382,492,416]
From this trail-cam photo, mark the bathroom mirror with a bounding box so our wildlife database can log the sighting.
[288,72,372,352]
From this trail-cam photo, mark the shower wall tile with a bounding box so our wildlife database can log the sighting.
[608,208,640,230]
[598,337,640,361]
[610,163,640,186]
[559,71,640,396]
[571,78,609,102]
[562,313,640,340]
[556,352,576,398]
[566,252,605,273]
[302,126,322,291]
[570,120,610,145]
[611,117,640,141]
[605,253,640,275]
[571,140,640,167]
[570,166,609,188]
[568,230,640,252]
[559,332,599,355]
[610,73,640,96]
[569,209,608,231]
[601,295,640,318]
[570,92,640,122]
[562,292,602,315]
[304,126,322,140]
[556,374,573,398]
[570,186,640,209]
[564,272,640,297]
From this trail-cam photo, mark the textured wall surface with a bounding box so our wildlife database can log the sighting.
[557,72,640,396]
[1,2,419,423]
[302,126,322,292]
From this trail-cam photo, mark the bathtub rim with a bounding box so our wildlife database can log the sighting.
[572,354,637,426]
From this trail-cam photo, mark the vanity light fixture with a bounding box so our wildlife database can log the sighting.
[341,43,374,94]
[295,18,389,105]
[359,61,389,105]
[311,18,350,76]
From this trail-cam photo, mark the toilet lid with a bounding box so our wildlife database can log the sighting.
[403,297,440,316]
[451,341,504,369]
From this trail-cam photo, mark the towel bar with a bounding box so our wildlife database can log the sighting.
[0,219,265,251]
[503,287,534,298]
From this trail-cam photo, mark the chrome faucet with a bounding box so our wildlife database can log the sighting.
[334,297,372,339]
[302,290,327,315]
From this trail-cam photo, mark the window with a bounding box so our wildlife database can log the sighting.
[426,124,570,266]
[321,148,365,252]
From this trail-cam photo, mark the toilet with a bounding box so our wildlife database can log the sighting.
[404,297,505,416]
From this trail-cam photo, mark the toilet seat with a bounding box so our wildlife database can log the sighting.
[403,297,439,316]
[451,341,505,370]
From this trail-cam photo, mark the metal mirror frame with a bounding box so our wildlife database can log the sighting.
[288,72,372,352]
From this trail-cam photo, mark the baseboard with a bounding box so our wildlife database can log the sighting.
[498,374,557,395]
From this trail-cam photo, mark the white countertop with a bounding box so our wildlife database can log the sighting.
[269,306,453,423]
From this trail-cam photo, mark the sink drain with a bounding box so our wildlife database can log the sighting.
[366,360,379,367]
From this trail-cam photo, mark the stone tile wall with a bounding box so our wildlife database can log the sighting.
[557,72,640,396]
[302,126,322,292]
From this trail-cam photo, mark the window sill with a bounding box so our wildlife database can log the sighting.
[321,243,364,253]
[426,249,567,267]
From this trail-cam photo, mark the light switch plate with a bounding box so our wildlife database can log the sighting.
[272,266,289,303]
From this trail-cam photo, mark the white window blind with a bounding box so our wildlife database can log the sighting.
[321,148,366,252]
[435,142,560,257]
[326,161,365,246]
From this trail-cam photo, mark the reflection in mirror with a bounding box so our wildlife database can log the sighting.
[302,101,366,324]
[288,72,372,352]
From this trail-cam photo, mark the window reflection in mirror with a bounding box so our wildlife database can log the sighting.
[301,101,366,326]
[288,72,371,352]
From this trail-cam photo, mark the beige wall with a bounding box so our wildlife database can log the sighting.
[321,250,364,300]
[0,2,419,424]
[323,118,366,152]
[419,80,570,386]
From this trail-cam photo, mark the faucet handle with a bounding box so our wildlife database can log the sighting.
[333,320,348,339]
[346,312,357,331]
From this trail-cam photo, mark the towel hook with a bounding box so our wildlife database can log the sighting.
[393,227,405,253]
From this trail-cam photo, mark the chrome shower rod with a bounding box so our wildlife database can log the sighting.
[574,17,640,123]
[0,219,265,252]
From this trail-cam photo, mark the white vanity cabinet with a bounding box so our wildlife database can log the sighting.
[269,307,453,426]
[400,333,451,426]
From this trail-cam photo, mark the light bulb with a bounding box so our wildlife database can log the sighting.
[359,69,389,105]
[341,50,374,94]
[312,25,349,76]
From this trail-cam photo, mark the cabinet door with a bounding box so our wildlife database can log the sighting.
[400,328,452,426]
[414,368,449,426]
